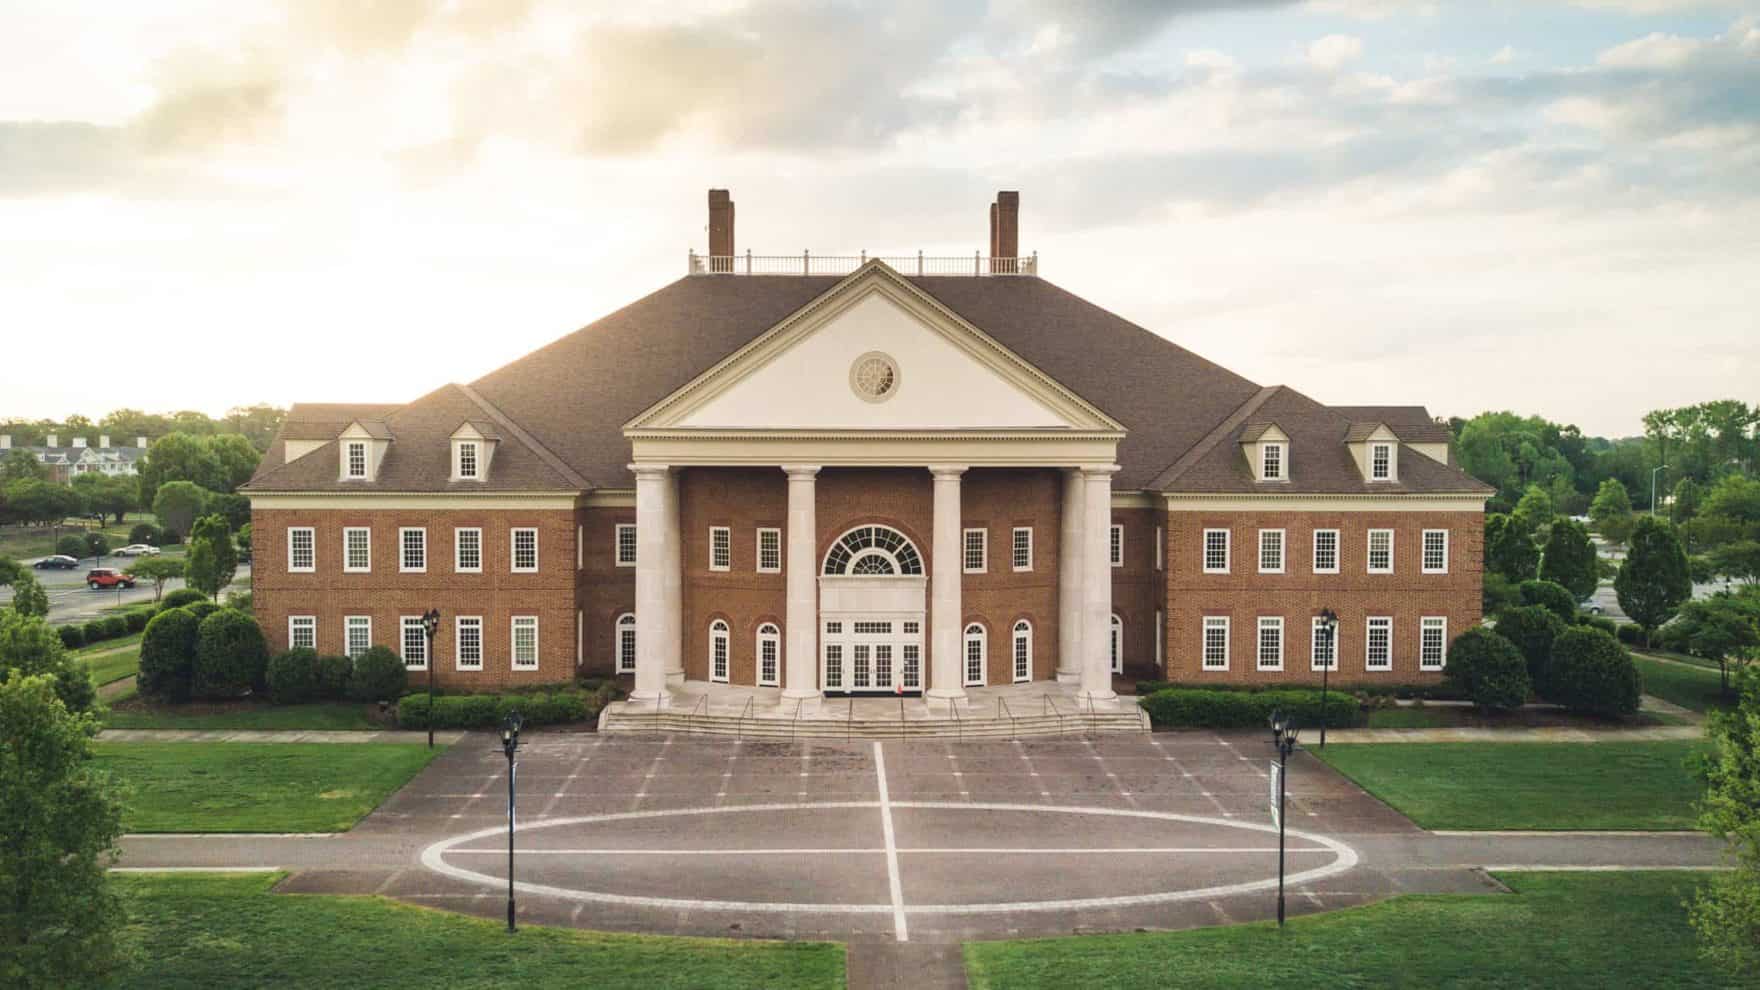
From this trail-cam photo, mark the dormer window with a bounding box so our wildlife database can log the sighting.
[457,442,479,480]
[1262,443,1284,481]
[449,422,499,482]
[1370,442,1393,481]
[345,441,367,479]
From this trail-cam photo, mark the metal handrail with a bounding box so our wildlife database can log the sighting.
[688,693,709,731]
[1044,695,1068,736]
[999,697,1017,741]
[791,696,804,740]
[688,250,1038,277]
[847,695,855,742]
[950,697,963,742]
[736,695,755,740]
[898,693,907,741]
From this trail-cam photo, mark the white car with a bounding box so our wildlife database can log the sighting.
[113,544,162,557]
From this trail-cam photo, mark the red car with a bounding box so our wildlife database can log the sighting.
[86,569,136,590]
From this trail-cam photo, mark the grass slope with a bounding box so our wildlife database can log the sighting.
[104,873,844,990]
[1314,741,1705,830]
[82,647,140,686]
[966,872,1752,990]
[93,742,438,832]
[103,697,381,730]
[1634,656,1735,714]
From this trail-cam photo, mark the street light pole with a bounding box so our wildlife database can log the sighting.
[1317,607,1338,749]
[501,710,523,933]
[421,608,441,749]
[1268,712,1300,927]
[1650,464,1668,518]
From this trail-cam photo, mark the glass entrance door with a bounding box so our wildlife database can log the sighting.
[822,617,923,695]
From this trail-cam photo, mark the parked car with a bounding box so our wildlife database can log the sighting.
[33,555,80,570]
[86,569,136,590]
[113,544,161,557]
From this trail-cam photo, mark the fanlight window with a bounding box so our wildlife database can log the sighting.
[823,525,923,576]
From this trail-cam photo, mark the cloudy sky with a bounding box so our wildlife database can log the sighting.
[2,1,1755,437]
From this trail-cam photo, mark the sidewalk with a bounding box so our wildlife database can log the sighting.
[98,729,468,744]
[1320,724,1702,744]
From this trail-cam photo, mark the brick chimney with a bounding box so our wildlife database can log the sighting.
[72,436,87,448]
[45,433,57,448]
[137,436,148,449]
[990,190,1019,273]
[708,189,735,270]
[0,435,10,449]
[100,434,110,448]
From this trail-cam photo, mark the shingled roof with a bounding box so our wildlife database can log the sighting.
[1332,405,1455,444]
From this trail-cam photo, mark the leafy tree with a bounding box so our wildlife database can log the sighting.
[1689,667,1760,972]
[138,607,201,702]
[184,514,237,598]
[1485,514,1540,583]
[1616,516,1694,637]
[0,609,96,715]
[136,432,221,506]
[205,491,252,531]
[1547,627,1642,717]
[207,434,261,492]
[1672,591,1760,696]
[1494,605,1567,693]
[1455,412,1579,507]
[69,473,136,525]
[1444,627,1530,712]
[193,608,268,699]
[1589,478,1636,545]
[3,479,82,527]
[1519,579,1579,623]
[0,447,45,483]
[1512,484,1557,538]
[222,404,287,452]
[10,571,48,618]
[150,480,206,538]
[54,534,86,559]
[84,532,109,559]
[0,557,19,588]
[236,522,252,556]
[1709,541,1760,586]
[0,673,125,988]
[1539,519,1599,601]
[126,555,185,602]
[1674,477,1705,525]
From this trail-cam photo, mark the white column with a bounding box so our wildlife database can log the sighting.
[782,465,821,702]
[1081,465,1120,701]
[659,466,684,687]
[629,464,675,706]
[1057,468,1084,684]
[928,465,968,704]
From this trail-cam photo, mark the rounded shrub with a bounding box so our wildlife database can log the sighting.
[315,654,353,700]
[80,620,107,645]
[182,601,222,624]
[56,624,85,650]
[266,647,321,704]
[1548,627,1642,718]
[1495,605,1566,692]
[56,534,88,558]
[1579,615,1618,637]
[1444,627,1531,712]
[1519,579,1578,623]
[139,607,202,702]
[1616,623,1645,646]
[346,645,408,702]
[159,528,183,546]
[129,522,161,545]
[123,608,153,633]
[193,608,270,700]
[160,588,206,610]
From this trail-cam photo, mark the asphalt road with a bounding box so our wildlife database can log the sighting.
[31,554,252,624]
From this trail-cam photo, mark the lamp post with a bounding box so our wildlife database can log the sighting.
[1268,710,1300,927]
[501,710,522,933]
[421,608,441,748]
[1650,464,1668,518]
[1317,608,1338,749]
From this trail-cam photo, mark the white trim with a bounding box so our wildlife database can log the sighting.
[963,623,987,687]
[1202,616,1229,671]
[399,526,427,574]
[287,615,316,651]
[709,619,730,683]
[1011,619,1032,683]
[511,616,539,671]
[1311,528,1340,575]
[709,526,732,572]
[454,440,481,481]
[401,615,428,671]
[615,612,637,674]
[1310,617,1338,671]
[1257,528,1285,574]
[248,492,584,510]
[344,615,371,661]
[454,527,483,573]
[1163,493,1487,512]
[615,523,638,567]
[757,623,781,687]
[1369,442,1396,482]
[1257,616,1284,671]
[1202,528,1230,574]
[1365,616,1392,671]
[511,527,539,573]
[1109,524,1123,567]
[287,526,315,573]
[455,616,484,670]
[342,526,371,573]
[1367,529,1394,574]
[1011,526,1033,572]
[1260,442,1285,482]
[1420,616,1448,671]
[757,527,783,574]
[344,440,368,480]
[963,527,988,574]
[1422,529,1450,574]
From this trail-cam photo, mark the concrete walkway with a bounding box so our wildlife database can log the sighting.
[98,728,467,744]
[1321,724,1702,743]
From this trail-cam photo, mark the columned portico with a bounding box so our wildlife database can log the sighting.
[629,464,680,705]
[927,464,967,704]
[781,464,821,702]
[1081,464,1120,700]
[1057,468,1084,684]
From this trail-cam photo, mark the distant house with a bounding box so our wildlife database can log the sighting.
[0,434,149,483]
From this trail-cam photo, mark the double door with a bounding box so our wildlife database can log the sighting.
[822,616,923,695]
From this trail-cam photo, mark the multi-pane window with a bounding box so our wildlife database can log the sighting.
[615,524,637,567]
[511,528,538,572]
[1262,443,1284,480]
[457,441,478,479]
[616,613,636,673]
[1203,528,1230,573]
[1311,616,1337,671]
[1370,443,1393,480]
[1420,617,1447,670]
[288,527,315,572]
[346,441,367,479]
[963,624,986,686]
[345,616,371,660]
[400,527,426,573]
[512,616,538,670]
[1257,616,1284,671]
[288,616,316,651]
[757,624,780,686]
[902,644,920,689]
[963,528,987,573]
[1313,529,1340,574]
[824,643,844,691]
[1366,617,1392,670]
[709,620,729,682]
[709,527,731,572]
[1013,620,1031,682]
[1202,616,1230,670]
[1367,529,1394,573]
[1109,524,1123,566]
[455,527,482,572]
[456,616,483,669]
[401,616,427,670]
[1422,529,1449,573]
[757,528,782,573]
[344,527,371,572]
[1258,529,1285,573]
[1012,527,1033,572]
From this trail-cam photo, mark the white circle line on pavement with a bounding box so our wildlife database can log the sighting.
[418,801,1359,917]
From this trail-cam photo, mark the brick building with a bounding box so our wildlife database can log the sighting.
[244,190,1491,704]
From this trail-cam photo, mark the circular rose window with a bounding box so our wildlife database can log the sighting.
[849,352,900,402]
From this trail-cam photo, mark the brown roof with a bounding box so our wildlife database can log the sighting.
[1332,405,1454,444]
[1344,422,1391,443]
[1237,421,1281,442]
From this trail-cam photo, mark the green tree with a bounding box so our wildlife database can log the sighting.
[1709,541,1760,586]
[1672,591,1760,696]
[222,404,287,452]
[184,514,237,598]
[0,448,45,483]
[1689,668,1760,972]
[0,673,125,988]
[125,556,185,603]
[1512,484,1558,539]
[0,609,96,716]
[206,434,261,492]
[1674,477,1706,525]
[1539,519,1599,602]
[1455,412,1579,507]
[1485,513,1541,583]
[136,432,221,506]
[205,491,252,531]
[236,523,252,556]
[150,480,206,539]
[1590,478,1636,546]
[9,571,48,618]
[1616,516,1694,637]
[2,479,82,527]
[69,474,136,526]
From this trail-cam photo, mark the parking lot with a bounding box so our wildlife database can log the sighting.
[29,553,249,623]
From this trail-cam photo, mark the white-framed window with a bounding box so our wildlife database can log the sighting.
[1258,529,1285,574]
[709,619,730,682]
[757,528,782,573]
[1370,442,1393,480]
[511,528,538,572]
[757,623,780,686]
[709,526,731,572]
[455,616,483,670]
[963,528,987,573]
[1311,616,1338,670]
[1203,528,1230,574]
[1367,529,1394,574]
[287,526,315,573]
[343,526,371,573]
[345,441,367,479]
[456,441,479,479]
[1110,613,1123,674]
[1202,616,1230,671]
[511,616,538,670]
[1262,442,1284,481]
[1110,524,1123,567]
[455,527,482,573]
[401,616,427,670]
[615,524,637,567]
[1366,616,1392,671]
[1012,620,1032,683]
[963,623,987,686]
[1312,529,1340,574]
[1420,617,1447,671]
[616,613,636,674]
[288,615,316,651]
[1258,616,1284,671]
[345,615,371,660]
[1012,527,1033,572]
[399,527,426,573]
[1422,529,1449,574]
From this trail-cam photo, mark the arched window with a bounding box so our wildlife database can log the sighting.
[1110,613,1123,674]
[709,620,730,683]
[1012,619,1032,683]
[615,613,636,674]
[756,623,780,687]
[823,525,924,576]
[963,623,987,687]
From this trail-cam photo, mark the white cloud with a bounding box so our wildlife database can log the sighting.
[1491,44,1518,64]
[1303,0,1436,19]
[1306,34,1365,70]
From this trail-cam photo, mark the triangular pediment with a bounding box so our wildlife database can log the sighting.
[626,262,1123,433]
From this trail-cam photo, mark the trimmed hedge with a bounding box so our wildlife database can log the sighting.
[193,608,269,699]
[1547,627,1642,717]
[398,689,605,729]
[1444,627,1532,712]
[128,522,161,545]
[1616,623,1645,646]
[266,648,322,704]
[123,608,153,633]
[1519,579,1578,623]
[160,588,206,610]
[316,654,353,699]
[56,625,85,649]
[1136,688,1359,730]
[139,607,202,702]
[80,615,129,647]
[346,645,408,702]
[1578,615,1619,637]
[1494,606,1566,692]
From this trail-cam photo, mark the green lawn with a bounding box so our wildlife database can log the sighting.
[103,697,381,730]
[92,742,439,832]
[965,872,1751,989]
[103,873,844,989]
[82,646,140,686]
[1313,741,1706,830]
[1635,656,1737,713]
[1365,707,1451,728]
[75,631,144,654]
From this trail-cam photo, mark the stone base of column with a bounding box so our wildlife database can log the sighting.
[924,687,967,709]
[627,688,672,709]
[779,691,821,716]
[665,670,685,688]
[1080,687,1119,703]
[1055,669,1081,685]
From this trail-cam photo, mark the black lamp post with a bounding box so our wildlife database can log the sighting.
[501,710,523,933]
[1317,607,1339,749]
[1268,710,1300,927]
[421,608,441,748]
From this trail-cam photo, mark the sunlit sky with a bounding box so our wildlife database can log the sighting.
[2,1,1756,437]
